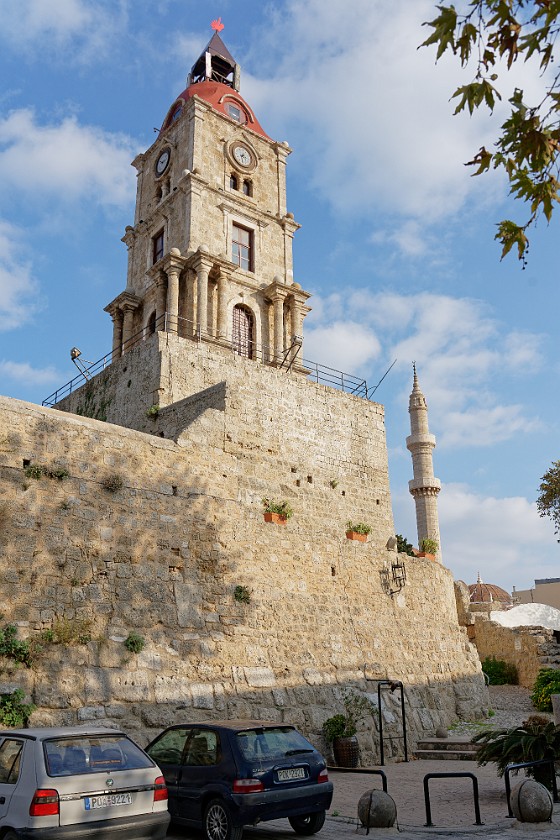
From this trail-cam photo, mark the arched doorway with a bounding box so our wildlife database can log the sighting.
[232,305,254,359]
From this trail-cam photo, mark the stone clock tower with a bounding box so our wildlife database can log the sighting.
[104,27,310,377]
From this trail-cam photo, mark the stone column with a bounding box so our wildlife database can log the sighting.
[271,292,286,361]
[110,310,123,360]
[192,251,213,340]
[217,269,228,340]
[165,266,180,334]
[155,274,167,331]
[122,304,136,353]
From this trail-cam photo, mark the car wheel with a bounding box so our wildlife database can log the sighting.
[203,798,243,840]
[4,832,19,840]
[288,810,326,835]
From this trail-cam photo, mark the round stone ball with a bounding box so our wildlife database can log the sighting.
[357,789,397,828]
[510,779,553,823]
[435,726,448,738]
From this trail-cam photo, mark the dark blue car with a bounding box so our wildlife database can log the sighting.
[145,720,333,840]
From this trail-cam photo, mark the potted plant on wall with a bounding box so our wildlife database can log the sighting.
[322,690,377,768]
[262,498,293,525]
[345,521,371,542]
[417,538,438,559]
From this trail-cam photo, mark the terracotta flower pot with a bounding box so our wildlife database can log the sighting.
[264,512,287,525]
[416,552,435,560]
[333,735,360,767]
[346,531,367,542]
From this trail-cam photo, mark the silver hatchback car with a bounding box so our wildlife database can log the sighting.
[0,726,170,839]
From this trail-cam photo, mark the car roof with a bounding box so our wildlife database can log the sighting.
[0,727,125,741]
[169,720,295,731]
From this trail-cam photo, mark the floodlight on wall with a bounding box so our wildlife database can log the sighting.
[70,347,94,381]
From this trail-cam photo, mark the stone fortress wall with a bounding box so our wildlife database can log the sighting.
[0,343,487,760]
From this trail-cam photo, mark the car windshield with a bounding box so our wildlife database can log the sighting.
[236,727,314,761]
[43,734,154,777]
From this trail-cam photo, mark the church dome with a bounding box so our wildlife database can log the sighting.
[468,573,512,606]
[160,80,270,139]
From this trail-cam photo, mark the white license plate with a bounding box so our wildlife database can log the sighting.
[84,792,133,810]
[277,767,306,782]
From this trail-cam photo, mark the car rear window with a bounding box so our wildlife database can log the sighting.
[43,734,154,777]
[236,727,315,761]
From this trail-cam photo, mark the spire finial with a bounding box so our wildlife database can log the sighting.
[211,17,224,32]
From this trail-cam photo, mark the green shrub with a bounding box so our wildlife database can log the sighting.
[0,625,32,666]
[124,633,145,654]
[322,690,377,742]
[473,715,560,789]
[420,538,439,554]
[24,463,69,481]
[396,534,415,556]
[531,667,560,712]
[0,689,35,727]
[481,656,518,685]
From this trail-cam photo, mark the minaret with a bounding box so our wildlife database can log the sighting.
[406,365,442,561]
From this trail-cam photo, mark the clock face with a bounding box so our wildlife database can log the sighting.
[156,149,170,176]
[233,145,251,167]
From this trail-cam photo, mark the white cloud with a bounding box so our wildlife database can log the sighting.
[0,109,138,210]
[0,359,59,386]
[304,321,381,373]
[246,0,555,251]
[0,220,40,330]
[306,289,543,448]
[0,0,125,62]
[392,482,558,592]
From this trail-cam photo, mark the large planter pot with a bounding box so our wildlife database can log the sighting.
[346,531,367,542]
[264,512,287,525]
[416,552,435,560]
[333,735,360,768]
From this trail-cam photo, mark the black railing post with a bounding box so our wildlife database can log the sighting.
[423,772,483,827]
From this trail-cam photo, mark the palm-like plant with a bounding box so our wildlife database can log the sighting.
[472,715,560,789]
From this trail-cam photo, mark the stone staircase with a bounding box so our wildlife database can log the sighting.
[414,736,479,761]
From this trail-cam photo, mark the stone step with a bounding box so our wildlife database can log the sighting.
[414,738,479,761]
[416,738,478,752]
[414,748,477,760]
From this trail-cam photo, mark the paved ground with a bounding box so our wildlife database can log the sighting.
[166,758,560,840]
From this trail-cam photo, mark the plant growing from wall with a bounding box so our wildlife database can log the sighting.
[41,618,92,646]
[146,404,160,419]
[102,473,124,493]
[481,656,518,686]
[472,715,560,789]
[0,689,35,727]
[234,585,251,604]
[346,521,371,535]
[531,668,560,712]
[24,463,69,481]
[0,624,33,666]
[124,633,145,654]
[262,498,293,519]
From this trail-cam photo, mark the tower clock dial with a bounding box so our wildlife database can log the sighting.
[155,148,171,176]
[232,145,252,167]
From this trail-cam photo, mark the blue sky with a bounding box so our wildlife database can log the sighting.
[0,0,558,593]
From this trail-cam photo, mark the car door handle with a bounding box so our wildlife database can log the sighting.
[0,797,5,804]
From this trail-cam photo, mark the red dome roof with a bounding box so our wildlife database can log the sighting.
[160,81,270,139]
[468,577,512,605]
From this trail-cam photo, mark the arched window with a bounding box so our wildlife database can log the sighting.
[242,179,252,197]
[232,305,254,359]
[147,311,157,335]
[230,174,238,191]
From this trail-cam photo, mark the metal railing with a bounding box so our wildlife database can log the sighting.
[378,680,408,766]
[423,772,483,827]
[42,313,373,407]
